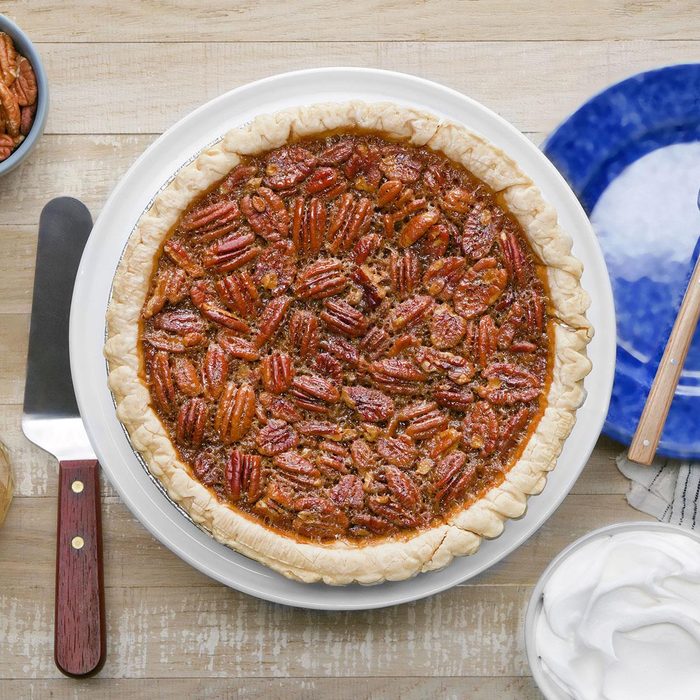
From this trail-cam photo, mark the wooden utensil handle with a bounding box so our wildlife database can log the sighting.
[55,460,106,677]
[629,256,700,464]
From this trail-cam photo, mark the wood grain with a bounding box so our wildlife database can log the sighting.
[54,461,106,677]
[6,1,699,42]
[21,41,700,136]
[0,677,541,700]
[2,584,534,679]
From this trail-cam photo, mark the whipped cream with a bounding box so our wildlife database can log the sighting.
[535,530,700,700]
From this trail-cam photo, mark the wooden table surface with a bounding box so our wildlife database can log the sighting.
[3,2,694,697]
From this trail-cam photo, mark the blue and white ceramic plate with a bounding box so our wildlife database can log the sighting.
[544,63,700,459]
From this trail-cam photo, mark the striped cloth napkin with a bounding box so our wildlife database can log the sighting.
[617,453,700,531]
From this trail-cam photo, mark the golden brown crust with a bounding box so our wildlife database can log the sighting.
[105,101,592,584]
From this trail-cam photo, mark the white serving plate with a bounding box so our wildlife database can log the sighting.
[70,68,616,610]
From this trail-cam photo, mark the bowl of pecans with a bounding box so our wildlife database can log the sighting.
[0,15,47,176]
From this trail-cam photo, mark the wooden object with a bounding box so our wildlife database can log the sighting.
[54,460,105,677]
[629,255,700,464]
[0,441,12,526]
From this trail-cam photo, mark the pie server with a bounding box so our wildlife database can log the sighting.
[21,197,106,677]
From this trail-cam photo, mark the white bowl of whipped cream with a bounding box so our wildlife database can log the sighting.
[525,521,700,700]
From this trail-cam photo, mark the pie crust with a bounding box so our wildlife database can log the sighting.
[105,102,592,585]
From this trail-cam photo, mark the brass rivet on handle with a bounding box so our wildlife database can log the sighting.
[71,536,85,550]
[71,480,84,493]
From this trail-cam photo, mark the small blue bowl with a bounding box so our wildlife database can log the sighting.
[0,15,49,176]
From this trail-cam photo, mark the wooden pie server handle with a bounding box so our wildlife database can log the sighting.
[55,460,106,677]
[629,255,700,465]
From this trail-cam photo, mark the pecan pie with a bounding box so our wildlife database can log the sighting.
[105,102,592,584]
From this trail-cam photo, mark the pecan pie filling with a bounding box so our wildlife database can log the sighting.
[140,132,552,542]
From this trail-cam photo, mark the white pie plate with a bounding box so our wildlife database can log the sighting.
[70,67,616,610]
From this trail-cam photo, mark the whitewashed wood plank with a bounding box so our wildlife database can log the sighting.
[0,676,541,699]
[23,41,700,136]
[0,584,532,679]
[4,0,698,42]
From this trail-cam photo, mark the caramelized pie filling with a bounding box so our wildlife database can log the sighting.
[139,132,552,542]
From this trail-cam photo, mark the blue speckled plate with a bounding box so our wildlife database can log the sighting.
[544,63,700,459]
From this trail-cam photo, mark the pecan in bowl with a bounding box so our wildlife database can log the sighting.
[0,17,47,175]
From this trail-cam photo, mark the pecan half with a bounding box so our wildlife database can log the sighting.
[291,196,326,253]
[227,450,263,502]
[172,356,203,397]
[498,227,529,286]
[261,352,295,394]
[202,343,229,400]
[352,233,381,265]
[383,465,420,508]
[358,326,392,359]
[293,258,348,300]
[259,393,303,423]
[216,331,260,361]
[202,231,260,273]
[398,209,440,247]
[253,295,292,348]
[273,451,321,488]
[215,271,260,318]
[292,495,350,539]
[289,374,340,413]
[398,401,449,440]
[151,350,175,413]
[433,450,476,505]
[288,310,319,359]
[389,250,420,299]
[256,419,299,456]
[252,239,296,294]
[367,358,427,395]
[462,205,498,260]
[342,385,395,423]
[320,298,369,338]
[434,385,474,411]
[350,439,377,474]
[313,352,344,386]
[215,382,255,443]
[330,474,365,509]
[263,145,317,190]
[327,194,373,253]
[176,398,209,447]
[143,267,188,318]
[296,420,343,441]
[154,309,206,336]
[183,199,241,243]
[12,57,37,107]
